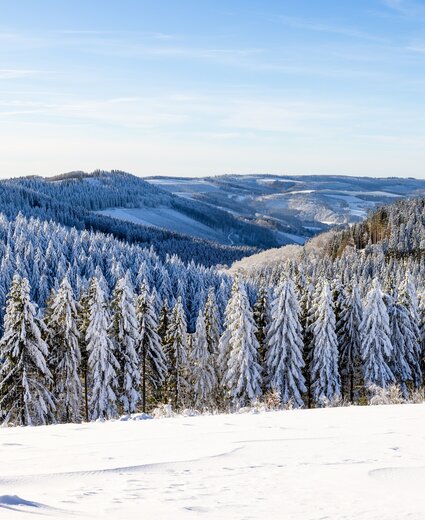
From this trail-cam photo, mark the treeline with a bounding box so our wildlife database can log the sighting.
[1,265,424,426]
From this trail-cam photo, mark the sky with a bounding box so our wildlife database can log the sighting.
[1,0,425,179]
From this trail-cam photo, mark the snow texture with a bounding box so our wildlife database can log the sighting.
[1,404,425,519]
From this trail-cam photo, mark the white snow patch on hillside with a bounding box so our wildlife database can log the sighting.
[97,207,229,243]
[1,404,424,519]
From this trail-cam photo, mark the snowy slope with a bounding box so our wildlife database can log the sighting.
[98,207,236,244]
[147,174,425,231]
[1,404,425,519]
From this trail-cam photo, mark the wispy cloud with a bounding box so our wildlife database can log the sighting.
[0,93,361,138]
[54,29,179,41]
[380,0,425,17]
[0,69,39,79]
[277,15,385,42]
[406,43,425,53]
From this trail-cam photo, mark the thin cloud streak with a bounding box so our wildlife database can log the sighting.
[276,15,386,42]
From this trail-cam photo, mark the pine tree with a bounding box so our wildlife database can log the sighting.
[45,275,81,423]
[86,277,119,420]
[222,277,262,408]
[109,273,140,415]
[266,279,306,407]
[399,273,422,384]
[0,275,55,426]
[164,296,189,410]
[218,277,239,389]
[337,284,363,402]
[203,287,221,396]
[387,294,421,395]
[137,280,167,412]
[310,282,341,405]
[77,288,90,422]
[253,285,271,382]
[189,310,216,408]
[204,287,221,356]
[361,280,394,390]
[304,281,321,407]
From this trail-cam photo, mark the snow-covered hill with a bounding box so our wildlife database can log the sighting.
[1,404,424,519]
[7,171,425,252]
[147,174,425,242]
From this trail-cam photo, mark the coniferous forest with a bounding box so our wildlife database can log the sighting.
[1,188,425,426]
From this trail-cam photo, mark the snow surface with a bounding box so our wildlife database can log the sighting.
[1,404,425,519]
[98,207,229,243]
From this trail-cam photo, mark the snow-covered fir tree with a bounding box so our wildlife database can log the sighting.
[303,281,322,407]
[222,277,262,408]
[265,278,306,407]
[189,310,216,408]
[86,277,119,420]
[386,293,422,395]
[136,280,167,412]
[203,287,221,397]
[45,275,81,423]
[310,282,341,405]
[253,285,272,384]
[0,275,55,426]
[109,273,140,415]
[337,284,363,401]
[361,280,394,390]
[164,296,189,410]
[399,273,423,374]
[204,287,221,357]
[77,288,91,421]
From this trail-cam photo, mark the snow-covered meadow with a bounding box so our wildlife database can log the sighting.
[1,404,424,519]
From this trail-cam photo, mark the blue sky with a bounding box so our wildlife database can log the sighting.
[1,0,425,178]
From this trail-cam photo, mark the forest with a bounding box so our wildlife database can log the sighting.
[1,194,425,425]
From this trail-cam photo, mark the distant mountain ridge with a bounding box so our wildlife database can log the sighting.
[146,173,425,243]
[3,170,286,250]
[2,170,425,267]
[0,171,255,266]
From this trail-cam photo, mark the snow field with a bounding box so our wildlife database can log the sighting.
[1,403,425,519]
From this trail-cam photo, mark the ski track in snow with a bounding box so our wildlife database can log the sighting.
[1,404,425,519]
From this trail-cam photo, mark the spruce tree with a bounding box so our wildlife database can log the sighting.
[218,277,239,388]
[137,280,167,411]
[399,273,423,382]
[164,296,189,410]
[222,277,262,408]
[77,288,90,422]
[266,279,306,407]
[86,277,119,420]
[204,287,221,356]
[190,310,216,408]
[45,275,81,423]
[109,273,140,415]
[310,282,341,405]
[204,287,221,396]
[361,280,394,390]
[0,275,55,426]
[304,281,321,407]
[337,284,363,402]
[253,285,271,382]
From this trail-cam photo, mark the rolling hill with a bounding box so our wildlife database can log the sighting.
[146,174,425,243]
